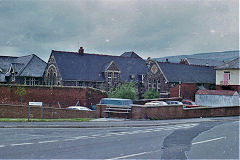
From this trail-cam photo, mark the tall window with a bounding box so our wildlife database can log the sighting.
[114,73,118,83]
[108,72,112,83]
[148,80,151,90]
[153,79,156,89]
[46,65,57,85]
[157,79,161,92]
[26,77,39,86]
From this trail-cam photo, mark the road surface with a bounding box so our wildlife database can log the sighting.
[0,117,239,159]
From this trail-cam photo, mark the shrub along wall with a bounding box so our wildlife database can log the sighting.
[0,84,107,108]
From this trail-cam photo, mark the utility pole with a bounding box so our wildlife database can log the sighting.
[179,81,181,97]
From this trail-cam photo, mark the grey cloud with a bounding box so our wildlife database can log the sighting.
[0,0,238,61]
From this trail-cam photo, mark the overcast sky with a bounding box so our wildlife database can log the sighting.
[0,0,238,61]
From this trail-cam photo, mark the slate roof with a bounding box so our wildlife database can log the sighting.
[215,57,240,70]
[52,50,147,82]
[157,62,216,83]
[186,58,224,67]
[120,52,142,59]
[0,54,47,82]
[196,90,238,96]
[0,56,17,73]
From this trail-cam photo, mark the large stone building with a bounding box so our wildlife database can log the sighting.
[145,59,216,99]
[0,54,47,85]
[44,47,148,95]
[215,57,240,92]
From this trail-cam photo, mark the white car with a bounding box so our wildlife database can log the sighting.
[166,101,183,105]
[145,101,168,106]
[66,106,92,111]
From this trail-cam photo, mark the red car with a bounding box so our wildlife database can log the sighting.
[182,100,199,108]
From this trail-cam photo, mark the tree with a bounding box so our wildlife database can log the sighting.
[108,82,137,100]
[143,89,160,99]
[15,86,26,104]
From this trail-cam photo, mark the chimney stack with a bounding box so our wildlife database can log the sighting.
[78,47,84,54]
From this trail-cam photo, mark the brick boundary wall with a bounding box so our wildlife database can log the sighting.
[1,104,239,120]
[170,83,197,101]
[0,84,107,108]
[131,105,240,119]
[0,104,100,119]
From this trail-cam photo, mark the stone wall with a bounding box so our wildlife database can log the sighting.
[0,84,107,108]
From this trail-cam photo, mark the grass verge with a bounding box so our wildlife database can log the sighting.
[0,118,93,122]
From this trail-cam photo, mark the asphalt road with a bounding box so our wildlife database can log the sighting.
[0,118,239,159]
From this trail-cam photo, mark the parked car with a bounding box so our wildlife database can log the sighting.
[145,101,168,106]
[182,100,199,108]
[66,106,92,111]
[166,101,183,105]
[99,98,133,106]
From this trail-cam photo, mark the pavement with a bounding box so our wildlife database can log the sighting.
[0,116,239,128]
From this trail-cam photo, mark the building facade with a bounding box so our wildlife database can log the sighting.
[44,47,147,96]
[145,59,216,99]
[215,57,240,92]
[0,54,47,85]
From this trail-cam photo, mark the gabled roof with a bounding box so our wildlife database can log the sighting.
[0,54,46,82]
[0,56,17,73]
[120,52,142,59]
[52,50,147,82]
[196,90,239,96]
[186,58,224,67]
[17,54,47,77]
[215,57,240,70]
[157,62,216,83]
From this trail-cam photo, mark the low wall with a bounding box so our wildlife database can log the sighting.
[131,104,240,119]
[1,104,239,120]
[0,84,107,108]
[0,104,101,119]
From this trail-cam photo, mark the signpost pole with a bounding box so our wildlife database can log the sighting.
[41,104,43,120]
[28,105,30,122]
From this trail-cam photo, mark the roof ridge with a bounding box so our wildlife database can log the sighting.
[52,50,144,60]
[0,56,18,58]
[157,61,214,68]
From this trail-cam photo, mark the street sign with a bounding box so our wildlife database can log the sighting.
[29,102,43,106]
[28,102,44,120]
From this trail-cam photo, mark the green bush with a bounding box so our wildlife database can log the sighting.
[143,89,160,99]
[108,82,137,100]
[15,86,26,104]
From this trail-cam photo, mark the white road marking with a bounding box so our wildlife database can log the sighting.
[232,121,240,124]
[192,137,226,145]
[38,140,59,144]
[91,134,102,137]
[11,142,33,146]
[1,123,199,148]
[74,136,89,139]
[106,149,162,160]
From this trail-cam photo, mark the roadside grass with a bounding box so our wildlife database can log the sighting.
[0,118,93,122]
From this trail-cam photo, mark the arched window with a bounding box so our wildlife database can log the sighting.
[47,65,57,85]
